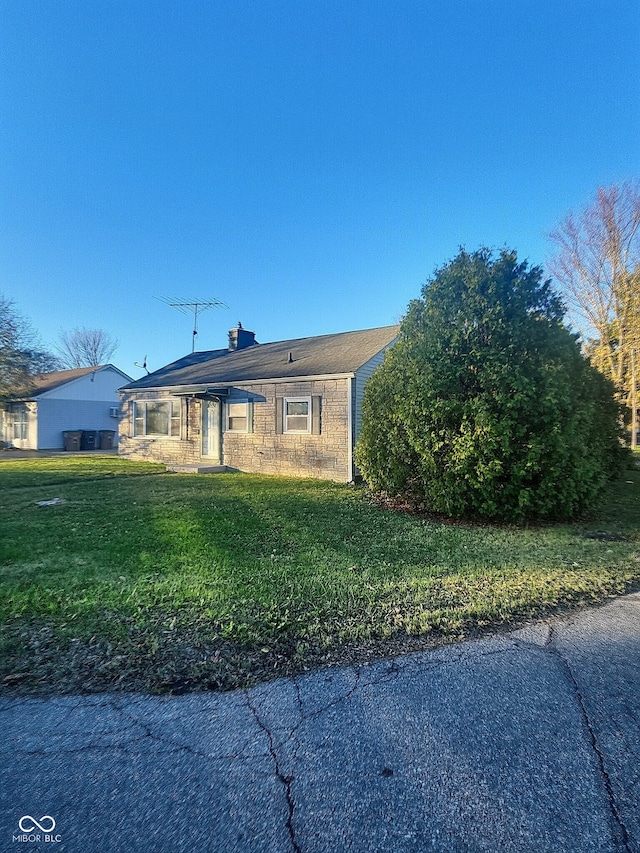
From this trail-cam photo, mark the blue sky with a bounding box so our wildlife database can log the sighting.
[1,0,639,378]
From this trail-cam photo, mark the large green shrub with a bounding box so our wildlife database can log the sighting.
[355,248,628,522]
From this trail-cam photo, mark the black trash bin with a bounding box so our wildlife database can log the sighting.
[99,429,116,450]
[63,430,83,452]
[81,430,99,451]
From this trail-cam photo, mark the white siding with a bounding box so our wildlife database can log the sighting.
[353,342,395,442]
[38,367,127,402]
[36,399,120,449]
[27,366,126,448]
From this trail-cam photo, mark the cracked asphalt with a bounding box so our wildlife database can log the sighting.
[2,592,639,853]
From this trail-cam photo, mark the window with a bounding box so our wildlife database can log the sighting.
[284,397,311,433]
[226,401,249,432]
[133,400,180,437]
[12,405,28,440]
[276,396,322,435]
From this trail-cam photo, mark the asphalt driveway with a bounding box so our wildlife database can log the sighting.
[2,592,639,852]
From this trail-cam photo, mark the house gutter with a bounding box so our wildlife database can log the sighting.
[121,372,357,393]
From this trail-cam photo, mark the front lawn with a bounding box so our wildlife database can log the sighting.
[1,455,639,694]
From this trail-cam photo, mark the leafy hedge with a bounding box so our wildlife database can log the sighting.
[355,248,628,522]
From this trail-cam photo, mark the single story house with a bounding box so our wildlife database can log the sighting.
[3,364,132,450]
[118,324,399,481]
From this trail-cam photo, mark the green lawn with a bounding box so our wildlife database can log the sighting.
[1,454,639,694]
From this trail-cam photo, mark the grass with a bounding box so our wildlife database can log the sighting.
[1,453,639,695]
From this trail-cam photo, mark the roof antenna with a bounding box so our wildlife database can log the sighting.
[135,355,149,375]
[155,296,228,352]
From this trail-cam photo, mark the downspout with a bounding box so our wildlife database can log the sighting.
[347,376,354,482]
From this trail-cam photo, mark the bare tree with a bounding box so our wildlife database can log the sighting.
[0,294,59,402]
[548,182,640,446]
[56,327,119,368]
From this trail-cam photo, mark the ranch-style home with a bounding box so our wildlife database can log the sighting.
[3,364,132,451]
[118,324,399,481]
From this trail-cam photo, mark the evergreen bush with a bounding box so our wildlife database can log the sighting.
[355,248,628,522]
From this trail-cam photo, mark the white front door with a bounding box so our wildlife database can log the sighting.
[201,399,221,462]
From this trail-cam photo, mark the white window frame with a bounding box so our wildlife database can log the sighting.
[283,396,311,434]
[133,399,181,438]
[226,400,249,433]
[12,405,28,441]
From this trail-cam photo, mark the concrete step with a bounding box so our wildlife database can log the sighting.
[166,464,230,474]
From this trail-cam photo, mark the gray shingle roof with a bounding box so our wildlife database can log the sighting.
[19,365,132,399]
[122,326,399,390]
[31,366,101,395]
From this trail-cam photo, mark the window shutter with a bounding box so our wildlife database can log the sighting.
[311,396,321,435]
[275,397,283,434]
[247,401,254,434]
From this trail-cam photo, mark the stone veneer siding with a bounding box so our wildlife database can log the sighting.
[118,378,352,481]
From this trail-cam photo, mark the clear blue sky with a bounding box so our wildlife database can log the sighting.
[1,0,639,378]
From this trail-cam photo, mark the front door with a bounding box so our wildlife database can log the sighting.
[201,399,221,462]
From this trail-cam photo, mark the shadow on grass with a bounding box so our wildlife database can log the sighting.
[1,470,639,696]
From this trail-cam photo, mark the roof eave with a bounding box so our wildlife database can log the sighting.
[120,372,357,393]
[34,365,134,399]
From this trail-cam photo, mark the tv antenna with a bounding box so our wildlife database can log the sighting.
[156,296,228,352]
[134,355,149,375]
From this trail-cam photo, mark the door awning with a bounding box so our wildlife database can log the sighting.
[171,387,230,397]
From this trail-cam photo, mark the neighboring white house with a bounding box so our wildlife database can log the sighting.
[3,365,132,450]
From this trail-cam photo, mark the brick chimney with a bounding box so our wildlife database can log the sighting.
[228,322,256,351]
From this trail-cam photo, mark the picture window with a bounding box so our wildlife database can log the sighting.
[133,400,181,437]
